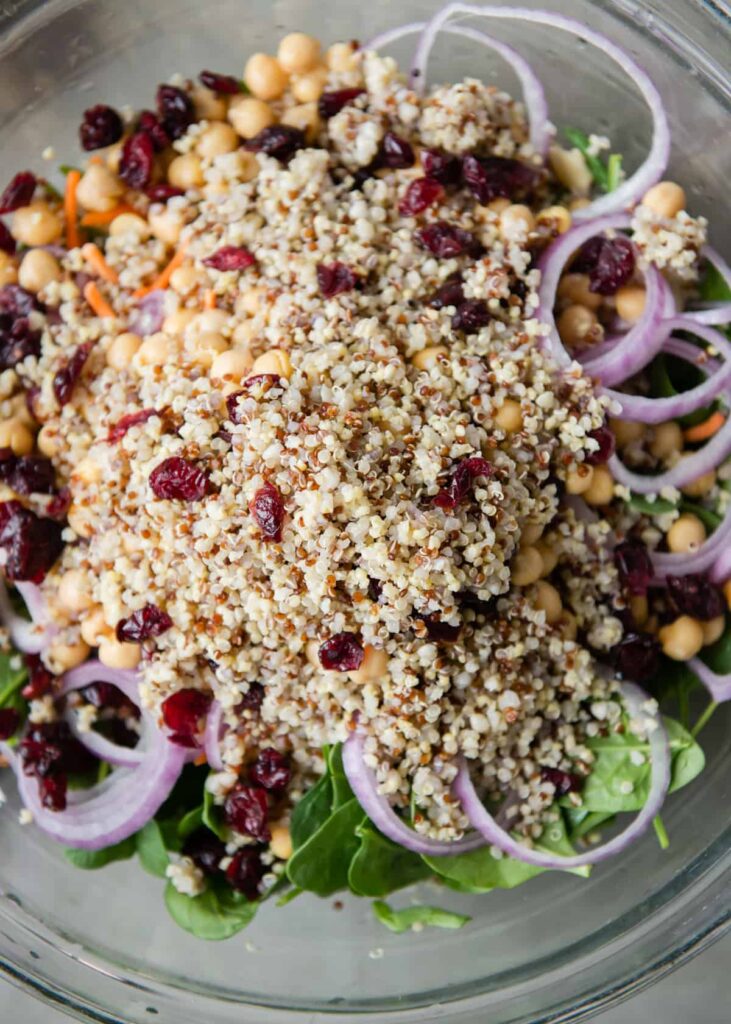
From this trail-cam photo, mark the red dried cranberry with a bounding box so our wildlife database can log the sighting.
[225,847,266,899]
[107,408,156,443]
[0,221,16,254]
[22,721,97,776]
[585,425,616,465]
[149,457,209,501]
[39,773,68,812]
[421,615,462,642]
[199,69,242,94]
[137,111,170,152]
[145,183,184,202]
[614,539,653,595]
[428,275,465,309]
[21,653,54,700]
[224,783,270,841]
[573,235,636,296]
[0,317,41,370]
[0,284,39,319]
[0,448,55,495]
[318,632,364,672]
[156,84,195,141]
[53,341,93,406]
[611,632,661,681]
[0,501,63,582]
[45,487,71,522]
[81,681,135,710]
[398,177,443,216]
[119,132,155,189]
[116,603,173,643]
[244,125,305,161]
[316,262,358,298]
[0,172,37,215]
[0,707,20,740]
[161,688,212,740]
[666,574,725,621]
[251,482,285,542]
[377,132,415,169]
[434,456,492,511]
[79,105,124,151]
[541,766,582,795]
[237,682,265,712]
[422,148,461,185]
[183,828,226,875]
[318,88,365,119]
[368,577,383,602]
[20,737,62,777]
[203,246,256,271]
[452,299,490,333]
[462,154,535,204]
[250,748,291,791]
[415,221,482,259]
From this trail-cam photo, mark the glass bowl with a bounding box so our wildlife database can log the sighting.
[0,1,729,1021]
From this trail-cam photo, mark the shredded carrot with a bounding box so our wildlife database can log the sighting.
[193,752,208,767]
[80,203,136,228]
[82,242,119,284]
[203,288,217,309]
[83,280,115,318]
[64,169,81,250]
[88,155,104,165]
[133,244,188,300]
[684,410,726,443]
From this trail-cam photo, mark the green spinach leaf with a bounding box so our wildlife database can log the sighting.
[701,627,731,674]
[136,820,169,877]
[202,784,228,841]
[164,879,257,940]
[286,797,363,896]
[626,493,678,516]
[564,128,622,193]
[0,650,27,709]
[327,743,355,809]
[372,900,470,934]
[176,805,204,840]
[348,819,431,897]
[290,771,333,850]
[63,836,136,870]
[650,354,717,428]
[699,261,731,303]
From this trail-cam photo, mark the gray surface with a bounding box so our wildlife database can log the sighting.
[1,931,729,1022]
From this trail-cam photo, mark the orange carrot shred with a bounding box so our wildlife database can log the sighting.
[684,410,726,443]
[80,203,136,228]
[82,242,119,284]
[83,281,115,318]
[133,244,187,300]
[203,289,216,309]
[193,752,208,767]
[64,169,82,250]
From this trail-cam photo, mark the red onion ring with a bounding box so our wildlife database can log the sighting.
[684,246,731,327]
[342,731,485,856]
[453,683,670,868]
[203,699,225,771]
[710,546,731,585]
[688,658,731,704]
[650,508,731,578]
[410,5,670,219]
[0,578,56,654]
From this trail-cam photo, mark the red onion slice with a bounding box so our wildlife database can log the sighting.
[342,731,485,856]
[453,682,670,868]
[684,246,731,327]
[203,699,225,771]
[710,546,731,585]
[0,579,56,654]
[128,289,166,336]
[688,658,731,704]
[63,707,146,768]
[650,508,731,578]
[410,5,669,219]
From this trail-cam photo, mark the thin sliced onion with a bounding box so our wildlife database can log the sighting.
[342,731,485,856]
[0,578,56,654]
[203,700,225,771]
[64,707,146,768]
[684,247,731,327]
[688,658,731,704]
[710,546,731,585]
[367,21,550,156]
[454,683,669,868]
[410,4,669,219]
[650,506,731,578]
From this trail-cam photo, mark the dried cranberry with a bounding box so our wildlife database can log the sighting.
[45,487,71,522]
[452,299,490,333]
[20,737,62,777]
[39,773,68,812]
[0,448,55,495]
[81,681,134,710]
[0,707,20,740]
[116,603,173,643]
[161,688,212,740]
[21,653,54,700]
[585,425,615,465]
[79,105,124,151]
[244,125,305,161]
[203,246,256,271]
[367,577,383,602]
[22,721,97,776]
[225,847,266,899]
[0,501,63,582]
[183,829,226,875]
[428,275,465,309]
[251,482,285,542]
[611,631,661,682]
[199,69,242,94]
[434,456,492,511]
[422,148,461,185]
[0,172,37,215]
[316,262,358,298]
[237,682,265,712]
[666,574,725,621]
[119,132,155,189]
[145,183,184,202]
[250,748,291,791]
[541,766,582,795]
[398,177,443,216]
[0,317,41,370]
[573,235,636,296]
[107,408,156,443]
[614,539,653,595]
[224,783,270,842]
[318,88,365,119]
[0,222,16,254]
[318,632,364,672]
[415,221,482,259]
[137,111,170,152]
[53,341,93,406]
[157,84,195,140]
[0,284,39,319]
[376,132,414,169]
[149,457,209,501]
[462,154,535,204]
[421,615,462,642]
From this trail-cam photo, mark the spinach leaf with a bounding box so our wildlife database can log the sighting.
[164,879,257,940]
[275,886,303,908]
[650,354,717,428]
[327,743,355,809]
[680,500,721,532]
[700,627,731,674]
[202,784,228,841]
[0,650,27,709]
[699,261,731,303]
[136,820,169,877]
[63,836,136,870]
[626,493,678,516]
[290,771,333,850]
[286,797,363,896]
[348,819,431,897]
[372,900,470,934]
[565,808,616,842]
[176,805,204,840]
[564,128,622,193]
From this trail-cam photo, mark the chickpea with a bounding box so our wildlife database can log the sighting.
[210,348,253,384]
[412,345,447,370]
[188,309,229,337]
[610,417,645,448]
[557,304,602,348]
[630,594,649,628]
[536,538,559,576]
[190,84,229,121]
[0,251,18,287]
[548,145,592,195]
[659,615,704,661]
[533,580,563,624]
[536,205,572,234]
[109,212,150,239]
[76,164,123,213]
[565,463,594,495]
[557,610,578,640]
[569,197,591,212]
[228,95,276,139]
[58,569,94,614]
[47,638,91,673]
[724,579,731,612]
[494,398,523,433]
[243,53,289,101]
[12,202,63,246]
[148,206,184,247]
[67,503,94,538]
[18,249,62,294]
[649,421,683,461]
[521,521,544,546]
[73,457,102,485]
[511,546,544,586]
[232,320,258,347]
[667,513,706,553]
[680,466,716,498]
[615,284,646,323]
[98,636,142,670]
[162,309,196,336]
[270,823,293,860]
[499,204,535,240]
[169,263,205,295]
[642,181,686,218]
[197,122,239,162]
[105,141,123,174]
[277,32,321,75]
[251,348,293,379]
[8,393,36,429]
[326,42,359,73]
[291,66,329,103]
[187,331,229,369]
[80,606,113,647]
[238,287,266,316]
[135,332,178,368]
[349,644,388,685]
[0,418,34,456]
[557,273,602,311]
[237,151,261,183]
[37,423,60,457]
[280,102,321,141]
[305,639,321,668]
[167,153,204,191]
[584,465,615,506]
[702,615,725,646]
[107,331,142,370]
[485,197,511,215]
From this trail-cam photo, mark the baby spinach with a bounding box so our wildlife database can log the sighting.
[699,261,731,303]
[202,784,228,841]
[286,797,363,897]
[327,743,355,809]
[626,493,678,516]
[0,650,27,710]
[348,820,431,897]
[564,128,623,193]
[700,628,731,675]
[650,353,717,428]
[564,808,616,842]
[63,837,136,870]
[176,805,204,840]
[290,771,333,849]
[372,900,470,934]
[136,820,169,878]
[164,879,257,940]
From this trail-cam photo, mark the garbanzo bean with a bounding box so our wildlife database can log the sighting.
[210,348,253,384]
[277,33,321,75]
[536,205,572,234]
[243,53,289,101]
[557,610,578,640]
[251,348,293,378]
[511,546,544,586]
[548,145,592,195]
[167,153,204,190]
[412,346,447,370]
[0,250,18,286]
[187,331,229,368]
[18,249,62,293]
[642,181,686,218]
[533,580,562,623]
[615,284,646,322]
[197,122,239,161]
[238,287,266,316]
[494,398,523,433]
[37,423,60,457]
[557,304,602,348]
[326,42,358,73]
[190,84,229,121]
[499,204,535,240]
[148,205,184,246]
[0,418,34,456]
[521,521,544,546]
[724,579,731,612]
[535,538,559,576]
[228,95,275,138]
[269,823,293,860]
[680,467,716,498]
[556,273,602,311]
[67,503,94,538]
[291,66,329,103]
[109,212,150,238]
[76,163,123,212]
[162,309,196,336]
[135,332,178,368]
[649,421,683,461]
[169,263,205,295]
[583,465,614,506]
[658,615,704,661]
[98,636,142,670]
[58,569,94,614]
[73,457,103,485]
[610,417,645,448]
[107,331,142,370]
[348,644,388,685]
[702,615,725,646]
[667,513,706,553]
[12,202,63,246]
[280,102,321,141]
[565,463,594,495]
[80,606,112,647]
[47,639,91,673]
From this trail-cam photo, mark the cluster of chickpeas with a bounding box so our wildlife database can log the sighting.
[506,520,578,637]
